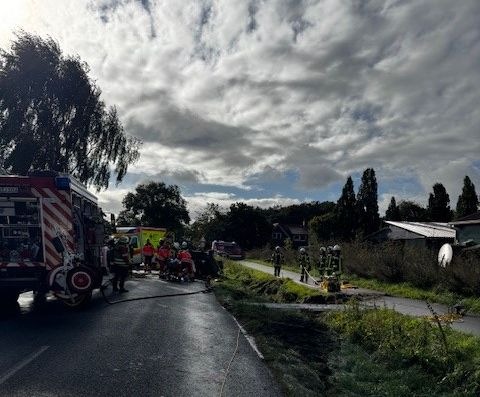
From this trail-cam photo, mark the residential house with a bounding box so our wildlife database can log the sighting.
[365,221,455,250]
[449,211,480,246]
[272,223,308,248]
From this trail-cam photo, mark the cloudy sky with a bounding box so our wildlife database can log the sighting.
[1,0,479,218]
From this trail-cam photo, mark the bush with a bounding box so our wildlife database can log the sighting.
[326,305,480,395]
[341,241,480,297]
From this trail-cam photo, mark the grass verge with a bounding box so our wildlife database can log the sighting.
[245,257,480,314]
[215,261,480,396]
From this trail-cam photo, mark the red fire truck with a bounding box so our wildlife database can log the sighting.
[0,171,105,307]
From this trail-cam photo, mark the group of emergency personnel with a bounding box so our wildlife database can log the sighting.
[271,244,342,284]
[106,237,196,292]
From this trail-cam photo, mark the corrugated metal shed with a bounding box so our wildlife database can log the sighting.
[384,221,455,239]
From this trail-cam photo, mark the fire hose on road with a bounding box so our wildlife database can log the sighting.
[99,279,213,305]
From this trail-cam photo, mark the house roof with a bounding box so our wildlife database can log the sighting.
[272,223,308,235]
[384,221,455,239]
[449,211,480,226]
[287,225,308,235]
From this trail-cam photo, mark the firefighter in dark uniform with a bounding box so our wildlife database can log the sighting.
[271,246,284,277]
[298,247,311,283]
[318,246,327,275]
[330,245,342,275]
[112,236,131,293]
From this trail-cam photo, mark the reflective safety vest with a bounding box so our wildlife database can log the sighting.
[298,253,311,270]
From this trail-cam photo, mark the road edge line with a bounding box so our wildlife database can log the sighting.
[231,315,265,360]
[0,345,50,385]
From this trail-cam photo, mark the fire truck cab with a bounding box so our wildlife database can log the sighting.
[0,171,105,307]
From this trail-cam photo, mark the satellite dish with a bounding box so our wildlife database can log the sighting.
[438,243,453,268]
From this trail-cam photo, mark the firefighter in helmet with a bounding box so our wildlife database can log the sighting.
[317,246,327,275]
[330,244,342,275]
[112,236,131,293]
[271,246,284,277]
[298,247,311,283]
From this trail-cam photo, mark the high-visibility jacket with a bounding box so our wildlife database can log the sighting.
[298,253,311,270]
[157,246,171,261]
[142,243,155,257]
[113,243,131,267]
[177,250,192,262]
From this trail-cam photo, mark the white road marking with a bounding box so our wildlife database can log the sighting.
[232,316,265,360]
[0,346,50,385]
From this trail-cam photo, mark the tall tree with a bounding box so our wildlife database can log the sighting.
[356,168,380,236]
[385,196,401,221]
[456,176,479,218]
[223,203,271,249]
[189,203,227,243]
[398,200,428,221]
[0,32,140,189]
[335,176,357,240]
[427,183,453,222]
[120,182,190,233]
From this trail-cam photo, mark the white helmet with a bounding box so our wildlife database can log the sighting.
[299,247,306,253]
[320,246,326,252]
[118,236,129,244]
[181,241,188,249]
[275,246,280,251]
[333,244,341,251]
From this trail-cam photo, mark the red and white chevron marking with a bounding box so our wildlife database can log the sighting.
[31,187,74,269]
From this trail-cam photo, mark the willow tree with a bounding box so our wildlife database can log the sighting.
[0,32,140,189]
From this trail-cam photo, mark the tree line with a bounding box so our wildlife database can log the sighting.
[117,170,478,249]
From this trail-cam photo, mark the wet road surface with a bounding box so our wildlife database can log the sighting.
[240,260,480,337]
[0,276,282,396]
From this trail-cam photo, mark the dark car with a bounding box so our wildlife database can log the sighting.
[211,241,244,260]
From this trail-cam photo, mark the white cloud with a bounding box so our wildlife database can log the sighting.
[2,0,480,215]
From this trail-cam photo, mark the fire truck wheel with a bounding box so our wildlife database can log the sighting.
[62,292,92,308]
[66,266,95,294]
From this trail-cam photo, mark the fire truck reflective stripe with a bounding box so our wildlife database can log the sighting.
[41,188,72,220]
[42,204,74,245]
[40,188,74,250]
[44,242,61,268]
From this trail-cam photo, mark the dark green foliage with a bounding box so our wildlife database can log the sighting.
[263,201,335,225]
[309,212,337,241]
[335,176,357,240]
[398,200,428,221]
[356,168,380,236]
[189,203,227,243]
[385,196,401,221]
[0,32,140,189]
[456,176,479,219]
[117,181,189,233]
[427,183,453,222]
[223,202,272,249]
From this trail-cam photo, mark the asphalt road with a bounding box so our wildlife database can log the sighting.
[240,260,480,337]
[0,276,282,397]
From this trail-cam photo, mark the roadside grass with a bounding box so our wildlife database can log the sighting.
[325,303,480,396]
[214,261,480,396]
[245,256,480,314]
[346,276,480,314]
[217,260,327,304]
